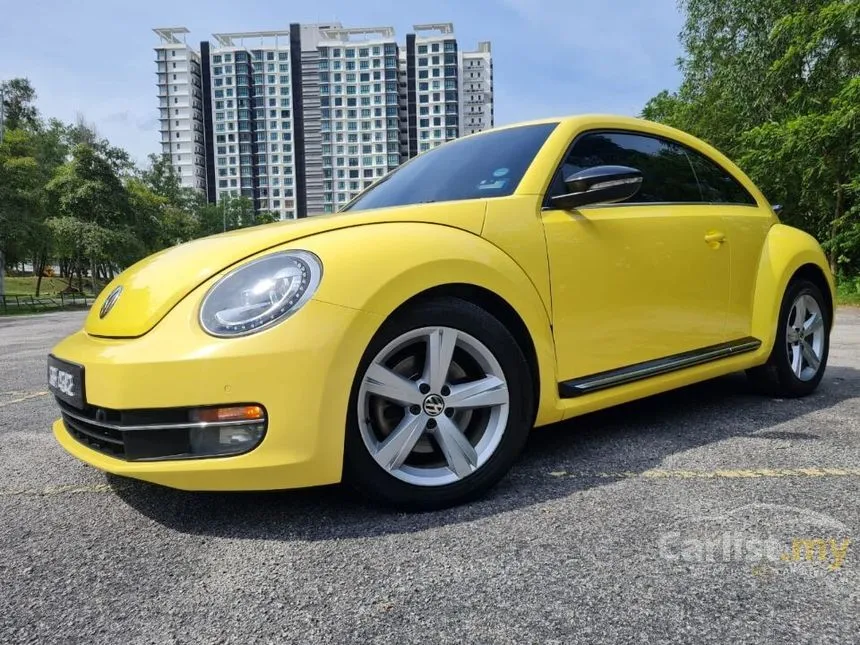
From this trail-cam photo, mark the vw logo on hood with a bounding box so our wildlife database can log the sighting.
[99,286,123,319]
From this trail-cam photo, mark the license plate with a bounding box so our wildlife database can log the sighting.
[47,355,85,409]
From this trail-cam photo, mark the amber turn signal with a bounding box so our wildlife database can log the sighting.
[192,405,265,423]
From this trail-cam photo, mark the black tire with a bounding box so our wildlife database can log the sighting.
[746,279,830,397]
[343,297,534,510]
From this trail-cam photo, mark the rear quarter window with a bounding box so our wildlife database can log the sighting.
[686,150,757,205]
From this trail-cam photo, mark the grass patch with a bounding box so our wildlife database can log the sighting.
[3,276,95,296]
[836,276,860,306]
[836,285,860,306]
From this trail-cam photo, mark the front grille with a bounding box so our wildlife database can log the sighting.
[62,409,126,458]
[59,401,127,458]
[58,398,194,461]
[56,398,267,461]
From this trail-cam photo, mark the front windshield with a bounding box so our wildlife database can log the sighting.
[344,122,558,212]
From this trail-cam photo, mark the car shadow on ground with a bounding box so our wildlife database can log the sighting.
[111,366,860,541]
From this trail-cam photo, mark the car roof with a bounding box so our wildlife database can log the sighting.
[488,114,685,137]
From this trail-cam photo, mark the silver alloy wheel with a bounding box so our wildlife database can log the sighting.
[785,293,825,382]
[357,326,510,487]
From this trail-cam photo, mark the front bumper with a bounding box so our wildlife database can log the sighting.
[50,293,381,491]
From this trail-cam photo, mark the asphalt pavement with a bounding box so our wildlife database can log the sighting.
[1,309,858,644]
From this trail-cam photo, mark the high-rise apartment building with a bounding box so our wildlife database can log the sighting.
[153,28,207,192]
[462,41,494,136]
[200,30,299,217]
[301,25,404,214]
[153,22,494,218]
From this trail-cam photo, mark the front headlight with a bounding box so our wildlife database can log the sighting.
[199,250,322,337]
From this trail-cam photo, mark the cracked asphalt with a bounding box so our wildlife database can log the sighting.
[1,309,858,644]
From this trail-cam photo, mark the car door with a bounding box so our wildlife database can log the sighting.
[684,148,774,341]
[541,130,732,385]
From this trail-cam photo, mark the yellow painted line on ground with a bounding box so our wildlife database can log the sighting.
[0,391,49,408]
[548,467,860,480]
[0,483,119,497]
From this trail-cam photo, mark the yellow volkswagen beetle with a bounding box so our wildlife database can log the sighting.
[48,115,834,509]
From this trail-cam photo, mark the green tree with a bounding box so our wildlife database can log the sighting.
[45,143,134,292]
[138,153,204,244]
[0,129,42,295]
[642,0,860,274]
[1,78,39,132]
[1,77,284,299]
[197,195,277,237]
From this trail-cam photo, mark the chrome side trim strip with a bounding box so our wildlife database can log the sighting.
[558,337,762,398]
[59,406,265,433]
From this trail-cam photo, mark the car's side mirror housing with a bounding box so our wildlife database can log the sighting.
[550,165,643,210]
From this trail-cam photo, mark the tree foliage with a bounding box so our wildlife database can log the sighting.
[0,77,280,296]
[642,0,860,274]
[1,78,39,132]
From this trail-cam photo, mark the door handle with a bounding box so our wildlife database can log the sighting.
[704,231,726,246]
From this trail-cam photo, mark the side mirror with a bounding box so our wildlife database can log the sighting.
[550,165,643,210]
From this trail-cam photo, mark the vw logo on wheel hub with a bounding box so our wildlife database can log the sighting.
[422,393,445,417]
[99,286,123,319]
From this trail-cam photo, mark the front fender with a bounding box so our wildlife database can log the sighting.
[751,224,835,355]
[293,222,562,426]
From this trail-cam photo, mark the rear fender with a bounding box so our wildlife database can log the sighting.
[750,224,835,356]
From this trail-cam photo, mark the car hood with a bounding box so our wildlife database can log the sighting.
[84,202,486,338]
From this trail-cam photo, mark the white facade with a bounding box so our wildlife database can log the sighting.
[462,42,494,136]
[153,23,493,217]
[208,31,298,219]
[310,25,402,213]
[411,24,461,155]
[153,28,207,192]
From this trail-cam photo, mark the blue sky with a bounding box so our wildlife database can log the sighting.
[0,0,684,164]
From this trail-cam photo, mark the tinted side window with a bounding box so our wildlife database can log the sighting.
[550,132,701,204]
[687,151,757,205]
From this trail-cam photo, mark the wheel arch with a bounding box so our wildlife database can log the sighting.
[294,222,562,427]
[791,263,834,327]
[389,283,541,425]
[750,224,836,353]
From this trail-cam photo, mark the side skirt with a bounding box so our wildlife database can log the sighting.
[558,337,762,398]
